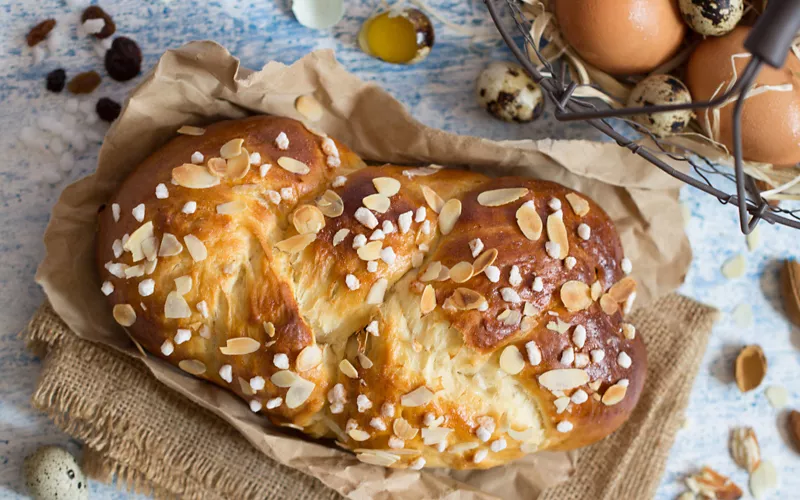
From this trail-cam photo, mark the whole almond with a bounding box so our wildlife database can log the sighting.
[780,259,800,327]
[734,345,766,393]
[790,410,800,452]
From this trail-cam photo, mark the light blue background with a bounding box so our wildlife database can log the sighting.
[0,1,797,498]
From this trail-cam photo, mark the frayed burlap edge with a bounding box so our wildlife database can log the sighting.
[25,294,718,500]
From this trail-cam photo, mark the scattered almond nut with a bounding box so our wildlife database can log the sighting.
[220,138,244,159]
[277,157,310,175]
[477,188,528,207]
[730,427,760,473]
[565,193,590,217]
[316,190,344,218]
[780,259,800,327]
[438,199,462,235]
[179,359,207,376]
[546,212,569,259]
[686,466,742,500]
[560,281,592,312]
[292,205,326,234]
[421,186,444,213]
[449,261,474,283]
[516,202,542,240]
[373,177,401,197]
[722,254,746,279]
[421,284,436,314]
[276,233,316,254]
[472,248,498,275]
[789,410,800,452]
[735,344,766,393]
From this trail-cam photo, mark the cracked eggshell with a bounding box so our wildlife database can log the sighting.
[626,74,693,137]
[24,446,88,500]
[292,0,345,30]
[476,62,544,123]
[679,0,743,36]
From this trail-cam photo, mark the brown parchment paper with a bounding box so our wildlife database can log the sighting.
[35,42,691,499]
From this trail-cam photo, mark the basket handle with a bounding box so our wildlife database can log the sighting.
[745,0,800,68]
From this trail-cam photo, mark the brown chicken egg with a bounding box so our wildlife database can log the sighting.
[554,0,687,75]
[686,26,800,166]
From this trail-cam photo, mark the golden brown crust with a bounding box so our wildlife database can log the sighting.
[96,115,645,469]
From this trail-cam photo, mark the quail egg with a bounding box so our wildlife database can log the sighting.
[24,446,89,500]
[359,8,434,65]
[627,74,693,137]
[679,0,743,36]
[476,62,544,123]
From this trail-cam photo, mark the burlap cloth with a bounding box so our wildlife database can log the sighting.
[24,293,717,499]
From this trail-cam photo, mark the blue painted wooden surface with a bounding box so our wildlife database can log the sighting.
[0,0,797,498]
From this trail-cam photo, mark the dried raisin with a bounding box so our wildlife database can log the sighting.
[96,98,121,122]
[67,71,102,94]
[26,19,56,46]
[105,37,142,82]
[81,6,116,39]
[46,69,67,93]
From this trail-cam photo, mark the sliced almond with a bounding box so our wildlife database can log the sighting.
[295,94,323,121]
[124,265,144,279]
[172,164,221,189]
[735,344,766,392]
[357,240,382,261]
[439,199,462,235]
[216,200,247,215]
[225,148,251,179]
[477,187,529,207]
[421,186,444,213]
[207,157,228,177]
[507,427,535,442]
[516,203,543,240]
[393,418,419,440]
[600,294,619,315]
[357,452,399,466]
[357,353,373,369]
[339,359,359,378]
[498,309,522,326]
[296,345,322,372]
[276,233,316,254]
[449,288,486,311]
[436,265,450,282]
[292,205,326,234]
[608,277,637,304]
[363,194,390,213]
[749,461,777,500]
[219,337,261,355]
[538,368,589,391]
[271,370,297,388]
[449,261,474,283]
[730,427,761,473]
[546,212,569,259]
[421,284,436,314]
[277,157,310,175]
[373,177,401,196]
[316,190,344,218]
[499,345,525,375]
[124,222,155,262]
[422,426,452,445]
[565,193,590,217]
[220,138,244,159]
[184,234,207,262]
[420,261,442,282]
[560,281,592,312]
[164,291,191,318]
[238,377,255,396]
[722,254,746,279]
[601,383,628,406]
[112,304,136,326]
[286,377,315,409]
[263,321,275,337]
[473,248,498,275]
[348,429,371,442]
[590,280,603,301]
[158,233,183,257]
[174,275,192,295]
[366,278,388,304]
[177,125,206,136]
[141,236,159,261]
[401,386,434,407]
[520,316,536,333]
[179,359,206,375]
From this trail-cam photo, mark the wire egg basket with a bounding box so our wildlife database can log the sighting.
[484,0,800,234]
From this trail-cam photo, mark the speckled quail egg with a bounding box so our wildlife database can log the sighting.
[476,62,544,123]
[679,0,743,36]
[24,446,89,500]
[626,74,693,137]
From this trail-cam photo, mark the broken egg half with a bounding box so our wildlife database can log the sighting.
[292,0,345,30]
[358,8,435,65]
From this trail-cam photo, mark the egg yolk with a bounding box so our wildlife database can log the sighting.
[364,13,418,64]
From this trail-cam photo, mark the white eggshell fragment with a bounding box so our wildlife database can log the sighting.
[679,0,743,37]
[476,62,544,123]
[24,446,89,500]
[627,74,693,137]
[292,0,345,30]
